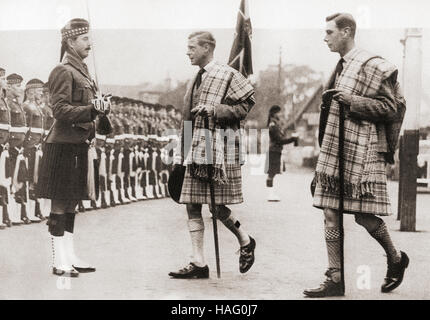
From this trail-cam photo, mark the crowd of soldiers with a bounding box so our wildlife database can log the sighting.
[0,67,182,230]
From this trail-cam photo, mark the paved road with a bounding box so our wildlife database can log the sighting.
[1,159,429,300]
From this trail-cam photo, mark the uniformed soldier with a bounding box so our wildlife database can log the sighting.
[36,18,109,277]
[22,78,47,223]
[127,101,140,201]
[112,98,128,204]
[119,100,134,202]
[6,73,31,226]
[95,121,108,209]
[105,97,119,206]
[38,82,54,219]
[0,68,10,229]
[136,103,149,199]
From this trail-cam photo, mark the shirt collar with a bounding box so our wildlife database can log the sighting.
[202,59,216,73]
[342,46,359,63]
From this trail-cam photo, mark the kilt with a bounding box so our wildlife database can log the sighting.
[36,143,89,200]
[313,151,392,216]
[179,163,243,205]
[265,151,281,176]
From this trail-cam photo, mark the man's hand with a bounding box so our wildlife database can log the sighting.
[92,93,112,115]
[324,89,352,106]
[191,105,214,118]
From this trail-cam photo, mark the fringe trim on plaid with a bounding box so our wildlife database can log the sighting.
[189,163,228,185]
[315,172,376,199]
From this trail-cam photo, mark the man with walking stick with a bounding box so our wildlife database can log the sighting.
[304,13,409,297]
[169,31,256,279]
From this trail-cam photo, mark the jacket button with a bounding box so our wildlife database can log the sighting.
[72,124,75,127]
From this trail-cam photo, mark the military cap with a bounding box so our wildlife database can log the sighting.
[26,78,44,90]
[61,18,89,41]
[7,73,23,85]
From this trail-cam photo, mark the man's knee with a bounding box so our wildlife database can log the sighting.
[210,205,231,221]
[354,213,382,231]
[186,204,202,219]
[324,208,339,227]
[66,201,78,213]
[51,199,69,214]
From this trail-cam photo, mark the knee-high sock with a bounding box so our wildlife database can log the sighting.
[369,222,401,263]
[65,212,76,233]
[48,213,66,236]
[188,218,205,267]
[325,226,341,281]
[220,214,250,247]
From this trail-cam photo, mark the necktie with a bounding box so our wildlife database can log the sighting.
[335,58,345,78]
[195,68,205,90]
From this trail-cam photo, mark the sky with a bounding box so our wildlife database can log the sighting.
[0,0,429,88]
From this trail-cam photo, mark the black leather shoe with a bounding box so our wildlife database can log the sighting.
[303,269,345,298]
[35,213,46,221]
[22,217,32,224]
[4,219,12,227]
[239,236,256,273]
[381,251,409,293]
[169,263,209,279]
[52,267,79,278]
[73,265,96,273]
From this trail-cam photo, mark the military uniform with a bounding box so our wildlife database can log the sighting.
[37,19,102,277]
[22,78,47,222]
[6,73,31,225]
[0,68,10,229]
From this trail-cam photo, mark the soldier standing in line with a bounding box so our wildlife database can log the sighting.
[113,98,127,204]
[22,78,46,223]
[37,82,54,220]
[94,119,108,209]
[6,73,31,225]
[105,97,119,206]
[119,100,133,202]
[0,68,11,229]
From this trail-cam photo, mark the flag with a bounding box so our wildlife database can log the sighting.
[228,0,253,78]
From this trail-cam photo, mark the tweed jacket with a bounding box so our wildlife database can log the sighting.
[318,48,405,164]
[45,52,98,144]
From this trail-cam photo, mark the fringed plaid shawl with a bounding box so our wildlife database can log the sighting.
[315,48,398,199]
[183,62,254,185]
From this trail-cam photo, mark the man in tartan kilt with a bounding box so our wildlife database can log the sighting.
[169,31,256,279]
[304,13,409,298]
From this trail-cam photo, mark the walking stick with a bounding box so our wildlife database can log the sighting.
[338,102,346,291]
[205,117,221,278]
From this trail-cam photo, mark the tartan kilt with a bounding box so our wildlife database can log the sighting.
[179,163,243,205]
[36,143,89,200]
[313,151,392,216]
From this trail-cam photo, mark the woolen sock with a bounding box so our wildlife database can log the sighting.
[187,219,205,267]
[369,222,401,263]
[65,212,76,233]
[48,213,66,237]
[325,226,341,282]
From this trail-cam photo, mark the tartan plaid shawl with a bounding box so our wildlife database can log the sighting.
[316,48,398,199]
[184,62,254,185]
